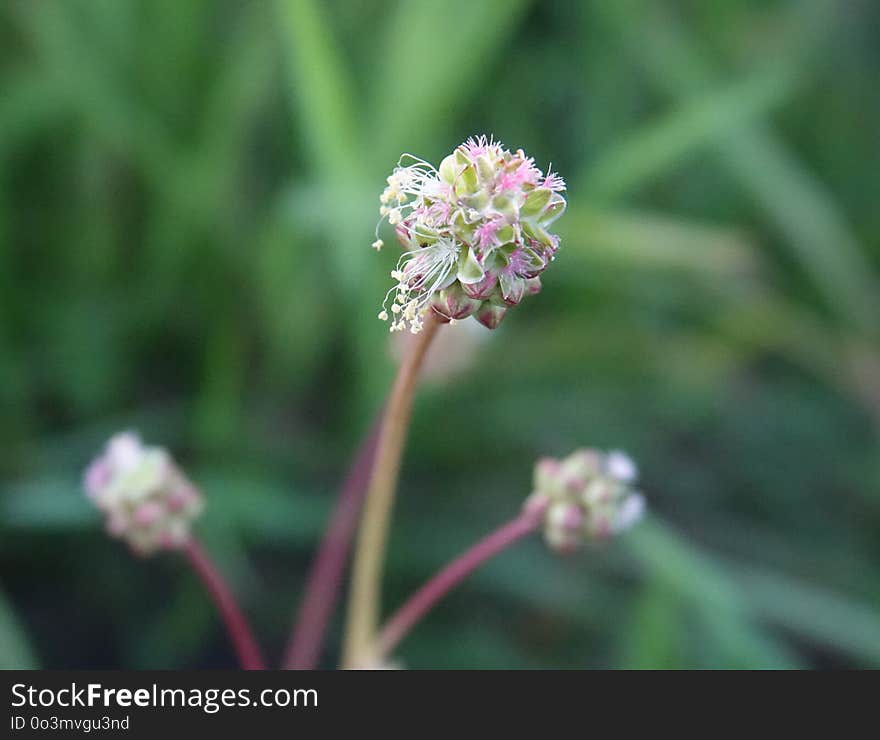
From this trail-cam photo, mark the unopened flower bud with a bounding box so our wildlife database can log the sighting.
[530,448,645,553]
[461,273,499,301]
[524,277,543,296]
[475,300,508,330]
[430,282,482,322]
[83,432,204,556]
[499,272,525,306]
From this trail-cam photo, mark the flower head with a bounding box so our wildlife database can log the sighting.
[374,135,566,333]
[525,448,645,554]
[83,432,203,556]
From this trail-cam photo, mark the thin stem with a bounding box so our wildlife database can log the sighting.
[376,507,544,658]
[283,411,383,669]
[342,316,441,667]
[184,538,266,670]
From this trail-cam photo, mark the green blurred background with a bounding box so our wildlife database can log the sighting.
[2,0,879,669]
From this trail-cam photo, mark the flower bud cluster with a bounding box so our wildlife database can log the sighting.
[83,432,203,556]
[374,136,566,333]
[525,448,645,553]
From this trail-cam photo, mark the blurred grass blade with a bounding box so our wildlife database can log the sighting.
[274,0,361,178]
[731,564,880,667]
[368,0,532,159]
[0,75,69,163]
[11,0,177,184]
[583,69,794,200]
[697,607,802,669]
[273,0,376,367]
[620,581,683,669]
[0,586,38,669]
[631,518,880,666]
[716,132,880,334]
[596,1,880,335]
[273,0,385,410]
[626,517,746,613]
[1,478,94,530]
[627,518,802,667]
[561,204,758,278]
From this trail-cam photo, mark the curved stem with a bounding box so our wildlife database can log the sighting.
[283,411,383,669]
[376,507,543,659]
[342,316,441,667]
[184,538,266,670]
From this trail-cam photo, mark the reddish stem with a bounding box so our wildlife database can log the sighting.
[377,507,543,658]
[184,538,266,670]
[283,413,383,669]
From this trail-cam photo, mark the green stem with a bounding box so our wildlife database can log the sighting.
[341,317,440,667]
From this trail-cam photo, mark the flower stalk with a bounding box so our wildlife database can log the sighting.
[376,498,548,658]
[283,412,383,670]
[374,447,646,661]
[342,315,441,667]
[184,538,266,671]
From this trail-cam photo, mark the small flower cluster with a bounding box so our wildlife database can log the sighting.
[83,432,203,556]
[525,448,645,553]
[373,136,566,333]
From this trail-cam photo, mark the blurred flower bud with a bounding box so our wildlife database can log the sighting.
[374,135,566,333]
[530,448,645,553]
[83,432,203,556]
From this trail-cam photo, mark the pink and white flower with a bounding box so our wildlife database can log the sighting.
[83,432,204,556]
[528,448,645,553]
[373,136,566,333]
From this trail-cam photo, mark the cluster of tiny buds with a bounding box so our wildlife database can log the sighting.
[524,448,645,554]
[83,432,203,556]
[372,135,566,333]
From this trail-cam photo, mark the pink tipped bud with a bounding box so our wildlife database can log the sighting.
[544,526,579,555]
[533,457,561,493]
[561,505,584,531]
[166,485,199,512]
[83,460,110,499]
[133,501,164,527]
[462,273,498,301]
[431,283,481,321]
[475,301,508,330]
[499,273,525,306]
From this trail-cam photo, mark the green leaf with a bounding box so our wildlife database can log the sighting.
[582,70,795,200]
[0,586,38,669]
[595,0,880,335]
[273,0,361,179]
[368,0,533,159]
[730,563,880,667]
